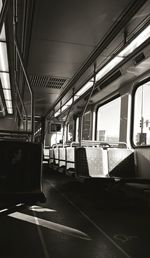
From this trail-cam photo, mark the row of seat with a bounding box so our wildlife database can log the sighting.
[48,141,135,179]
[49,146,76,175]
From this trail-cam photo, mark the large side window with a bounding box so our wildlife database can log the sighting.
[133,82,150,146]
[97,97,121,143]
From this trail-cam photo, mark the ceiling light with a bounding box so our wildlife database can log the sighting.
[119,24,150,57]
[76,80,93,97]
[61,105,68,112]
[96,56,123,81]
[96,24,150,82]
[65,98,73,106]
[0,72,10,89]
[3,89,12,100]
[5,100,12,109]
[54,24,150,116]
[7,108,13,114]
[0,42,9,72]
[0,25,6,41]
[54,110,60,117]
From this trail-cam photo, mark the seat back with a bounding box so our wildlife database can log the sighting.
[75,147,108,177]
[66,147,75,170]
[107,148,135,178]
[0,140,42,193]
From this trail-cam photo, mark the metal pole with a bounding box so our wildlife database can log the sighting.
[79,63,97,146]
[14,39,35,139]
[0,129,32,135]
[41,116,45,146]
[16,81,28,131]
[13,0,35,141]
[0,0,9,33]
[16,103,24,128]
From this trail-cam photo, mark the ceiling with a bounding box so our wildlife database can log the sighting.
[5,0,150,123]
[25,0,137,116]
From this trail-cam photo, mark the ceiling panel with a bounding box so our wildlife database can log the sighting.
[28,0,133,78]
[26,0,136,116]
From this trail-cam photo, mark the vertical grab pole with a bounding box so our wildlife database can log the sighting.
[79,63,97,147]
[15,40,35,140]
[63,88,75,146]
[15,80,28,131]
[13,0,35,141]
[16,103,24,129]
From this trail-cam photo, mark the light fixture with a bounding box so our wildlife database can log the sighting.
[96,56,123,81]
[0,24,6,41]
[61,105,68,112]
[75,80,93,97]
[0,72,10,89]
[0,0,13,115]
[65,98,73,106]
[119,24,150,57]
[54,110,60,117]
[96,24,150,82]
[5,100,12,109]
[0,42,9,72]
[3,89,12,101]
[7,108,13,114]
[54,23,150,117]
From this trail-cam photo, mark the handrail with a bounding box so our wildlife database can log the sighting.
[0,130,32,135]
[79,63,96,146]
[15,75,28,131]
[16,103,24,127]
[13,0,35,141]
[109,142,128,148]
[44,0,146,120]
[14,38,35,140]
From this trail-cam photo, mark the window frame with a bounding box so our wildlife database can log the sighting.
[82,110,92,140]
[95,94,121,141]
[131,77,150,148]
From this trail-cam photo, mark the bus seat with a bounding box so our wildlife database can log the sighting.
[0,140,45,204]
[58,147,66,173]
[66,147,76,176]
[134,148,150,179]
[108,148,135,178]
[59,148,66,167]
[75,147,108,178]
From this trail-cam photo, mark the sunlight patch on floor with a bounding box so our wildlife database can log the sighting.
[9,212,91,240]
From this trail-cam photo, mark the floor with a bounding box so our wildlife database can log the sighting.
[0,165,150,258]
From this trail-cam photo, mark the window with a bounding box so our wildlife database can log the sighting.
[75,117,79,142]
[133,82,150,146]
[67,119,74,141]
[82,111,91,140]
[97,97,121,143]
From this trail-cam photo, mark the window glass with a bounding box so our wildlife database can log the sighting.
[75,117,79,142]
[97,97,121,143]
[67,119,74,141]
[82,112,91,140]
[133,82,150,146]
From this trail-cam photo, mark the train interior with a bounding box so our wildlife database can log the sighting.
[0,0,150,257]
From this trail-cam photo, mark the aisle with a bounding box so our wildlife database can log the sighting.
[0,169,149,258]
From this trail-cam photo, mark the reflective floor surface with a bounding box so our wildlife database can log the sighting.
[0,165,150,258]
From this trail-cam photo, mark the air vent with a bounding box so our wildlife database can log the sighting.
[30,74,68,89]
[133,52,145,65]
